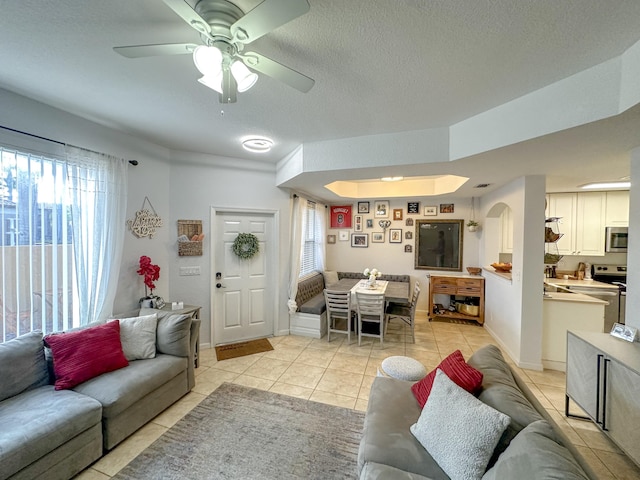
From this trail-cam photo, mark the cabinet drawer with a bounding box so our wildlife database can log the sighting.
[433,285,457,295]
[457,287,481,295]
[457,278,482,287]
[432,277,457,286]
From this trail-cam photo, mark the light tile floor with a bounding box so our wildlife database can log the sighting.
[76,318,640,479]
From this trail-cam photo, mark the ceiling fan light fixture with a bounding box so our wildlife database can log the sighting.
[242,137,273,153]
[193,45,222,76]
[197,73,223,94]
[230,61,258,92]
[381,176,404,182]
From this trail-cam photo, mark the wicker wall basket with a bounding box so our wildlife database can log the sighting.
[178,220,203,256]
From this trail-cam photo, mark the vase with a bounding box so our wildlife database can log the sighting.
[140,295,165,309]
[468,225,478,232]
[367,277,377,288]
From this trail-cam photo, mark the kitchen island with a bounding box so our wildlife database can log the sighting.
[542,285,607,371]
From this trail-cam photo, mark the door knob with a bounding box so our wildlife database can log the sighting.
[216,283,226,288]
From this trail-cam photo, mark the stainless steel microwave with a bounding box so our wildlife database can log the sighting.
[605,227,628,253]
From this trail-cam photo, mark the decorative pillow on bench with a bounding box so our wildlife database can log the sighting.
[45,321,128,390]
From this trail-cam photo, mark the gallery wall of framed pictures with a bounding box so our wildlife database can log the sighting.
[328,199,463,256]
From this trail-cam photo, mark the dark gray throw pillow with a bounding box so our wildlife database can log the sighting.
[0,331,49,402]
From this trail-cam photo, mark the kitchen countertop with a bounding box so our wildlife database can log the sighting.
[543,291,608,304]
[545,278,619,290]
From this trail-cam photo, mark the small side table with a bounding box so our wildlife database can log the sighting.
[157,304,201,368]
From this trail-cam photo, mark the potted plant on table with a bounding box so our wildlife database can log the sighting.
[137,255,165,308]
[363,267,382,288]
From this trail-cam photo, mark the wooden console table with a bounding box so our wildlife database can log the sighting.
[427,274,485,325]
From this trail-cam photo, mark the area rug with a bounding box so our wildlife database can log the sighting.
[113,383,364,480]
[215,337,274,360]
[431,317,482,326]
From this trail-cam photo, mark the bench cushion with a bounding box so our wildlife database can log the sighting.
[298,292,327,315]
[295,272,326,311]
[0,385,102,479]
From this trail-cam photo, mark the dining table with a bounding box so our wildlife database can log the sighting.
[330,278,410,305]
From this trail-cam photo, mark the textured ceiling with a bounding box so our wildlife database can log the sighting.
[1,0,640,199]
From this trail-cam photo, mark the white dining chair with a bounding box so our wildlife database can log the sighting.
[356,292,386,346]
[385,282,420,343]
[324,289,353,344]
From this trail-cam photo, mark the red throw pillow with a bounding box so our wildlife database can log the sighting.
[411,350,483,408]
[45,321,129,390]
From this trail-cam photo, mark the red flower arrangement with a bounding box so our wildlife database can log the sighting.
[137,255,160,296]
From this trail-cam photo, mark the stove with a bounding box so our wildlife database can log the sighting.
[591,264,627,291]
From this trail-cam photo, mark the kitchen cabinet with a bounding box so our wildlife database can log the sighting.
[566,331,640,467]
[428,274,485,325]
[546,192,605,256]
[605,191,629,227]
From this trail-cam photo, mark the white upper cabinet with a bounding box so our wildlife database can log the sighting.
[546,192,606,256]
[605,191,629,227]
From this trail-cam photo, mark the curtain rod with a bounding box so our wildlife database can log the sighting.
[0,124,139,166]
[292,192,328,208]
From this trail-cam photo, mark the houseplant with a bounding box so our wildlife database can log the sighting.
[363,267,382,287]
[137,255,164,308]
[466,220,480,232]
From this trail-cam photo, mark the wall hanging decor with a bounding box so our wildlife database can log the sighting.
[407,202,420,214]
[127,196,163,238]
[177,220,204,256]
[351,233,368,247]
[330,205,353,228]
[233,233,260,259]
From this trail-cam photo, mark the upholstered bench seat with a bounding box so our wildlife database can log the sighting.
[298,292,326,315]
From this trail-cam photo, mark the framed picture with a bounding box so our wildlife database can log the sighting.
[440,203,455,214]
[424,206,437,216]
[404,245,412,253]
[407,202,420,214]
[366,219,374,228]
[339,230,349,241]
[610,322,638,342]
[330,205,352,228]
[374,200,390,218]
[389,228,402,243]
[351,233,369,247]
[393,209,403,221]
[406,218,414,227]
[358,201,370,214]
[371,232,384,243]
[327,234,336,244]
[405,231,413,240]
[354,215,363,232]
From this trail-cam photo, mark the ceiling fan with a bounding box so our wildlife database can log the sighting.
[114,0,315,103]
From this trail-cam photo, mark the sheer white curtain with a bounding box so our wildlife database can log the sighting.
[287,195,306,314]
[314,201,326,272]
[66,145,128,324]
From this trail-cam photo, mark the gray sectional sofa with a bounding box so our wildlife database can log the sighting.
[0,309,199,480]
[358,344,597,479]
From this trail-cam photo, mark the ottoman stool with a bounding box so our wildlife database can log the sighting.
[378,355,427,381]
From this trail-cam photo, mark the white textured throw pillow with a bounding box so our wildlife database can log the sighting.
[410,369,510,480]
[113,314,158,361]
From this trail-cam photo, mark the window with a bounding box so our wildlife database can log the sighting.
[299,200,324,278]
[0,147,77,342]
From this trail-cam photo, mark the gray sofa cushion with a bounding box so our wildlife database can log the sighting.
[0,385,102,479]
[483,420,589,479]
[0,331,49,402]
[298,292,327,315]
[358,377,449,480]
[468,344,544,462]
[360,462,433,480]
[73,354,187,418]
[140,308,192,357]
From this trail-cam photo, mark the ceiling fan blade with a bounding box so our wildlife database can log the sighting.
[113,43,199,58]
[231,0,310,44]
[241,51,314,93]
[162,0,212,38]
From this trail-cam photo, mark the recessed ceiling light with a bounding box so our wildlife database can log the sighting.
[242,137,273,153]
[579,181,630,190]
[381,176,404,182]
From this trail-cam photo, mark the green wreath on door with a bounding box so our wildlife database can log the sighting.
[232,233,260,259]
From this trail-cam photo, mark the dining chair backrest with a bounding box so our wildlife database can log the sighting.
[410,283,421,309]
[356,292,386,318]
[324,289,351,316]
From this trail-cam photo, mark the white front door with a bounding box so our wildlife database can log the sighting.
[213,210,276,345]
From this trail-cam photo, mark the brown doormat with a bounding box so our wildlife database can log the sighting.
[215,338,274,361]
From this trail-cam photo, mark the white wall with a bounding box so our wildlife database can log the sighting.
[325,197,480,313]
[479,176,545,369]
[626,146,640,330]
